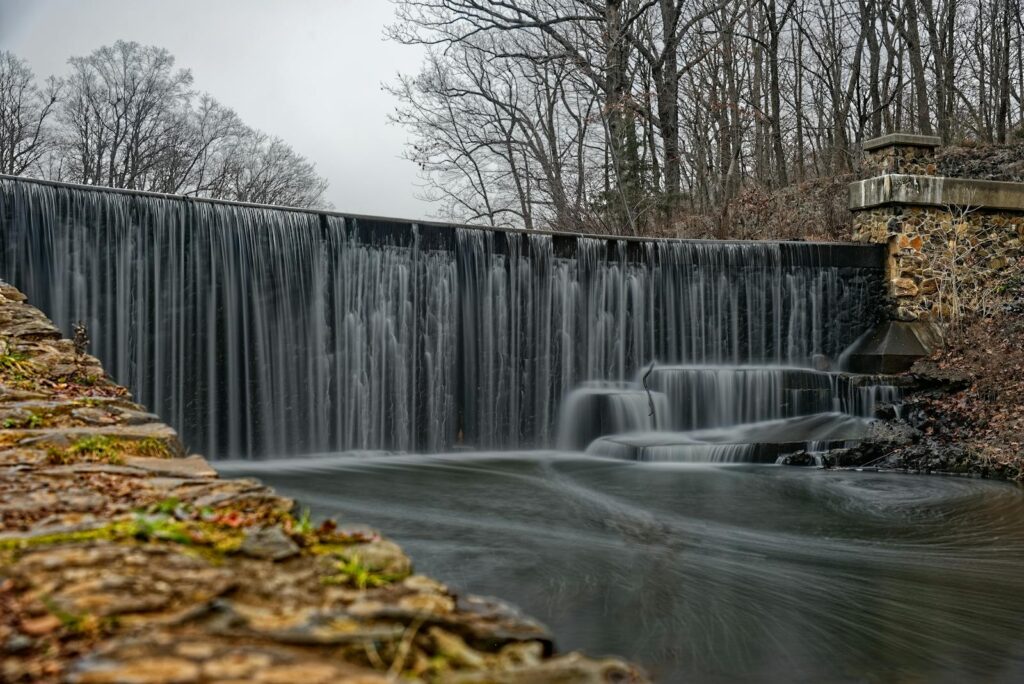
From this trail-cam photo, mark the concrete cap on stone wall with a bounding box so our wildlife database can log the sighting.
[850,174,1024,212]
[863,133,942,152]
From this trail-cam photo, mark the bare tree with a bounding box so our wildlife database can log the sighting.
[57,41,195,190]
[0,51,59,176]
[389,0,1024,235]
[0,42,330,209]
[213,131,329,208]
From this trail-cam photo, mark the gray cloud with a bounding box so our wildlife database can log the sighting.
[0,0,431,219]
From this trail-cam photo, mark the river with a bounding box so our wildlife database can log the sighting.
[219,454,1024,682]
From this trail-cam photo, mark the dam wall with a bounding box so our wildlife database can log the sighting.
[0,175,888,458]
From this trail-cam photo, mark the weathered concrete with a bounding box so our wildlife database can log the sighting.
[862,133,942,152]
[841,320,943,374]
[850,174,1024,213]
[0,282,646,683]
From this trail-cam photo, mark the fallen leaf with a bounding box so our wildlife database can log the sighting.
[20,613,61,636]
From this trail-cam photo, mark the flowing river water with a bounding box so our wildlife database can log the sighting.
[219,454,1024,683]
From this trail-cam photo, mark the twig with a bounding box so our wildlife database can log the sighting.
[388,617,425,677]
[642,360,657,420]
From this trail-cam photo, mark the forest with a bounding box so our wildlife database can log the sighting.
[388,0,1024,236]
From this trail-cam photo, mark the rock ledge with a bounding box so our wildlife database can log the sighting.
[0,282,646,683]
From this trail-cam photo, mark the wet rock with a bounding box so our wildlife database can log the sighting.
[0,408,35,428]
[778,451,817,466]
[239,526,299,561]
[3,634,34,654]
[398,591,455,615]
[336,539,412,577]
[0,283,27,302]
[0,519,108,545]
[10,543,237,623]
[909,359,973,394]
[253,662,384,684]
[866,420,921,446]
[122,455,216,478]
[453,595,553,649]
[19,615,62,637]
[0,389,50,402]
[431,627,488,668]
[2,318,62,341]
[40,463,148,477]
[445,651,647,683]
[198,650,272,678]
[116,409,163,425]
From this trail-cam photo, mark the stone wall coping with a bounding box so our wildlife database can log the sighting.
[849,174,1024,213]
[862,133,942,151]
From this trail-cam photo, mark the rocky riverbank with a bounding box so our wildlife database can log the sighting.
[815,304,1024,482]
[0,282,645,683]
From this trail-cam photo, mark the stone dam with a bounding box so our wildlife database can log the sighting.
[0,175,894,462]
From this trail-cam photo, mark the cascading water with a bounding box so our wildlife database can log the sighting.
[0,176,890,459]
[641,365,900,429]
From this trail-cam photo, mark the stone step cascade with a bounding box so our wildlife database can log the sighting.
[556,365,902,463]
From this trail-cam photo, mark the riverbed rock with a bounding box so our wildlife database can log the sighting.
[240,526,300,561]
[865,419,921,446]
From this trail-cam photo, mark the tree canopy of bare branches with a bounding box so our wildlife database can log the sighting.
[0,51,59,176]
[389,0,1024,235]
[0,41,328,209]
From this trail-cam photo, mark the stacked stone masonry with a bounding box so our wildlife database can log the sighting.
[859,134,944,178]
[0,281,645,683]
[851,136,1024,325]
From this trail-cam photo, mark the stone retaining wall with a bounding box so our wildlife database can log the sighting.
[0,282,644,683]
[850,136,1024,326]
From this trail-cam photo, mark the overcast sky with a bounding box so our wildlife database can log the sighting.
[0,0,432,219]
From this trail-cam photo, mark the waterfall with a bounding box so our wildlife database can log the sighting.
[642,366,900,430]
[0,176,887,458]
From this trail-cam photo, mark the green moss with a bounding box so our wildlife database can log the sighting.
[0,347,32,376]
[0,513,247,559]
[70,434,116,456]
[45,434,173,464]
[50,435,123,464]
[134,436,174,458]
[322,554,400,590]
[0,520,135,551]
[2,412,43,429]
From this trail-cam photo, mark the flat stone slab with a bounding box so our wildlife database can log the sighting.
[121,455,218,479]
